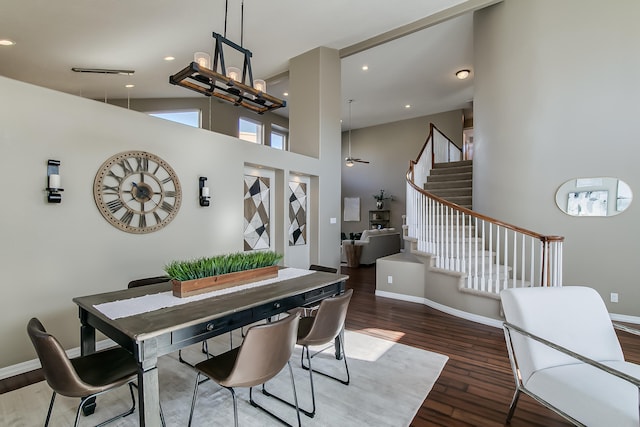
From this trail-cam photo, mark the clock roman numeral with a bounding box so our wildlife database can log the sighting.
[102,184,119,195]
[161,176,174,185]
[118,159,134,175]
[164,190,176,198]
[153,212,162,224]
[139,214,147,228]
[107,171,124,183]
[160,201,174,213]
[106,199,124,213]
[135,157,149,172]
[120,209,134,226]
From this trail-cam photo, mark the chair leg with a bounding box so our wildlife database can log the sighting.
[229,387,239,427]
[251,361,301,426]
[44,391,56,427]
[188,373,201,427]
[301,333,350,386]
[505,388,521,423]
[73,382,136,427]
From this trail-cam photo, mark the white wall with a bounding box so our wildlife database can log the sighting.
[0,76,341,368]
[474,0,640,315]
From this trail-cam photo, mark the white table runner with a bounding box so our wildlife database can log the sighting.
[94,267,314,320]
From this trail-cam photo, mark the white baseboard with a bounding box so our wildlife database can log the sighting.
[374,290,640,329]
[610,313,640,325]
[0,339,117,381]
[375,290,503,328]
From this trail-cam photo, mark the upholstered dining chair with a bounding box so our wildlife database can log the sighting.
[27,317,139,427]
[188,311,302,427]
[308,264,338,274]
[264,288,353,418]
[501,286,640,426]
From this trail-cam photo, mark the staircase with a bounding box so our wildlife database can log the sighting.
[423,160,472,209]
[405,124,563,294]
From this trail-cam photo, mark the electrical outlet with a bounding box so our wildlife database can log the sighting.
[387,275,393,284]
[611,292,619,303]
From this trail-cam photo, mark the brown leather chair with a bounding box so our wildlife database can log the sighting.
[188,311,302,427]
[264,289,353,417]
[27,317,138,427]
[127,275,169,288]
[308,264,338,273]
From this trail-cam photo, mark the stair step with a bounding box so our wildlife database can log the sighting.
[440,195,472,205]
[427,172,472,182]
[428,188,472,198]
[431,166,472,175]
[424,179,472,190]
[433,160,472,168]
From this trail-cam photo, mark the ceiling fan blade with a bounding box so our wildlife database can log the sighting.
[355,159,370,164]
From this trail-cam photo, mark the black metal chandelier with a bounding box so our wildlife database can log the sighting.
[169,2,286,114]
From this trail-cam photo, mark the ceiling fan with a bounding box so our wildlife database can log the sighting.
[345,99,369,167]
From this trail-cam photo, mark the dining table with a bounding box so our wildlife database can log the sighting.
[73,267,348,426]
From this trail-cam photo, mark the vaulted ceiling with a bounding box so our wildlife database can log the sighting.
[0,0,499,130]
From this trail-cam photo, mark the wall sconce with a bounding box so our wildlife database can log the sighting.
[199,176,210,207]
[46,159,64,203]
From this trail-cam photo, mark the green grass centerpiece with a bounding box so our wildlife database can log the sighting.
[165,251,283,298]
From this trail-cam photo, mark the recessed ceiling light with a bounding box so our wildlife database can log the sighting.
[456,69,471,79]
[405,104,411,109]
[362,65,369,71]
[125,84,135,88]
[283,92,289,97]
[164,56,175,61]
[0,39,16,46]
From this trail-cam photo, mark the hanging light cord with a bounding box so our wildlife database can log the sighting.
[223,0,244,46]
[241,0,244,47]
[224,0,228,37]
[348,100,353,157]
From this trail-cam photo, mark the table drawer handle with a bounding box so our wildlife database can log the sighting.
[206,323,214,331]
[273,302,281,309]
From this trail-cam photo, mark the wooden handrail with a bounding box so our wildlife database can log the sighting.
[406,162,563,244]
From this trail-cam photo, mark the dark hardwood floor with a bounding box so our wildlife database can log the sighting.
[3,264,639,426]
[342,264,640,427]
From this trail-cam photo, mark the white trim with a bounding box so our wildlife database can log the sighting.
[0,339,117,380]
[375,290,503,328]
[610,313,640,325]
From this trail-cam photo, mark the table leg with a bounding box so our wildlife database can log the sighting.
[80,323,96,356]
[137,361,161,426]
[79,321,97,415]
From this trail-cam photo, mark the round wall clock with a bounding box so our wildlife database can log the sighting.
[93,150,182,233]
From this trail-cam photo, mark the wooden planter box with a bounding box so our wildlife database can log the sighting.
[172,265,279,298]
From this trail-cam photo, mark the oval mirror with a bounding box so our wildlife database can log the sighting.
[555,177,632,217]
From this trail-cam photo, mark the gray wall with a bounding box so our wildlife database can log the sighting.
[474,0,640,315]
[0,75,341,369]
[340,110,463,236]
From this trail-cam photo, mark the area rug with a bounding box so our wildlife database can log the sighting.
[0,330,448,426]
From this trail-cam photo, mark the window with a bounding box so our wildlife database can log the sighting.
[148,110,200,128]
[239,117,263,144]
[270,126,288,150]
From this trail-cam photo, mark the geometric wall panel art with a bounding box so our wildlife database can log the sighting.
[288,181,307,246]
[243,175,271,250]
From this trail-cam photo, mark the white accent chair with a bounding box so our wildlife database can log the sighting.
[501,286,640,427]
